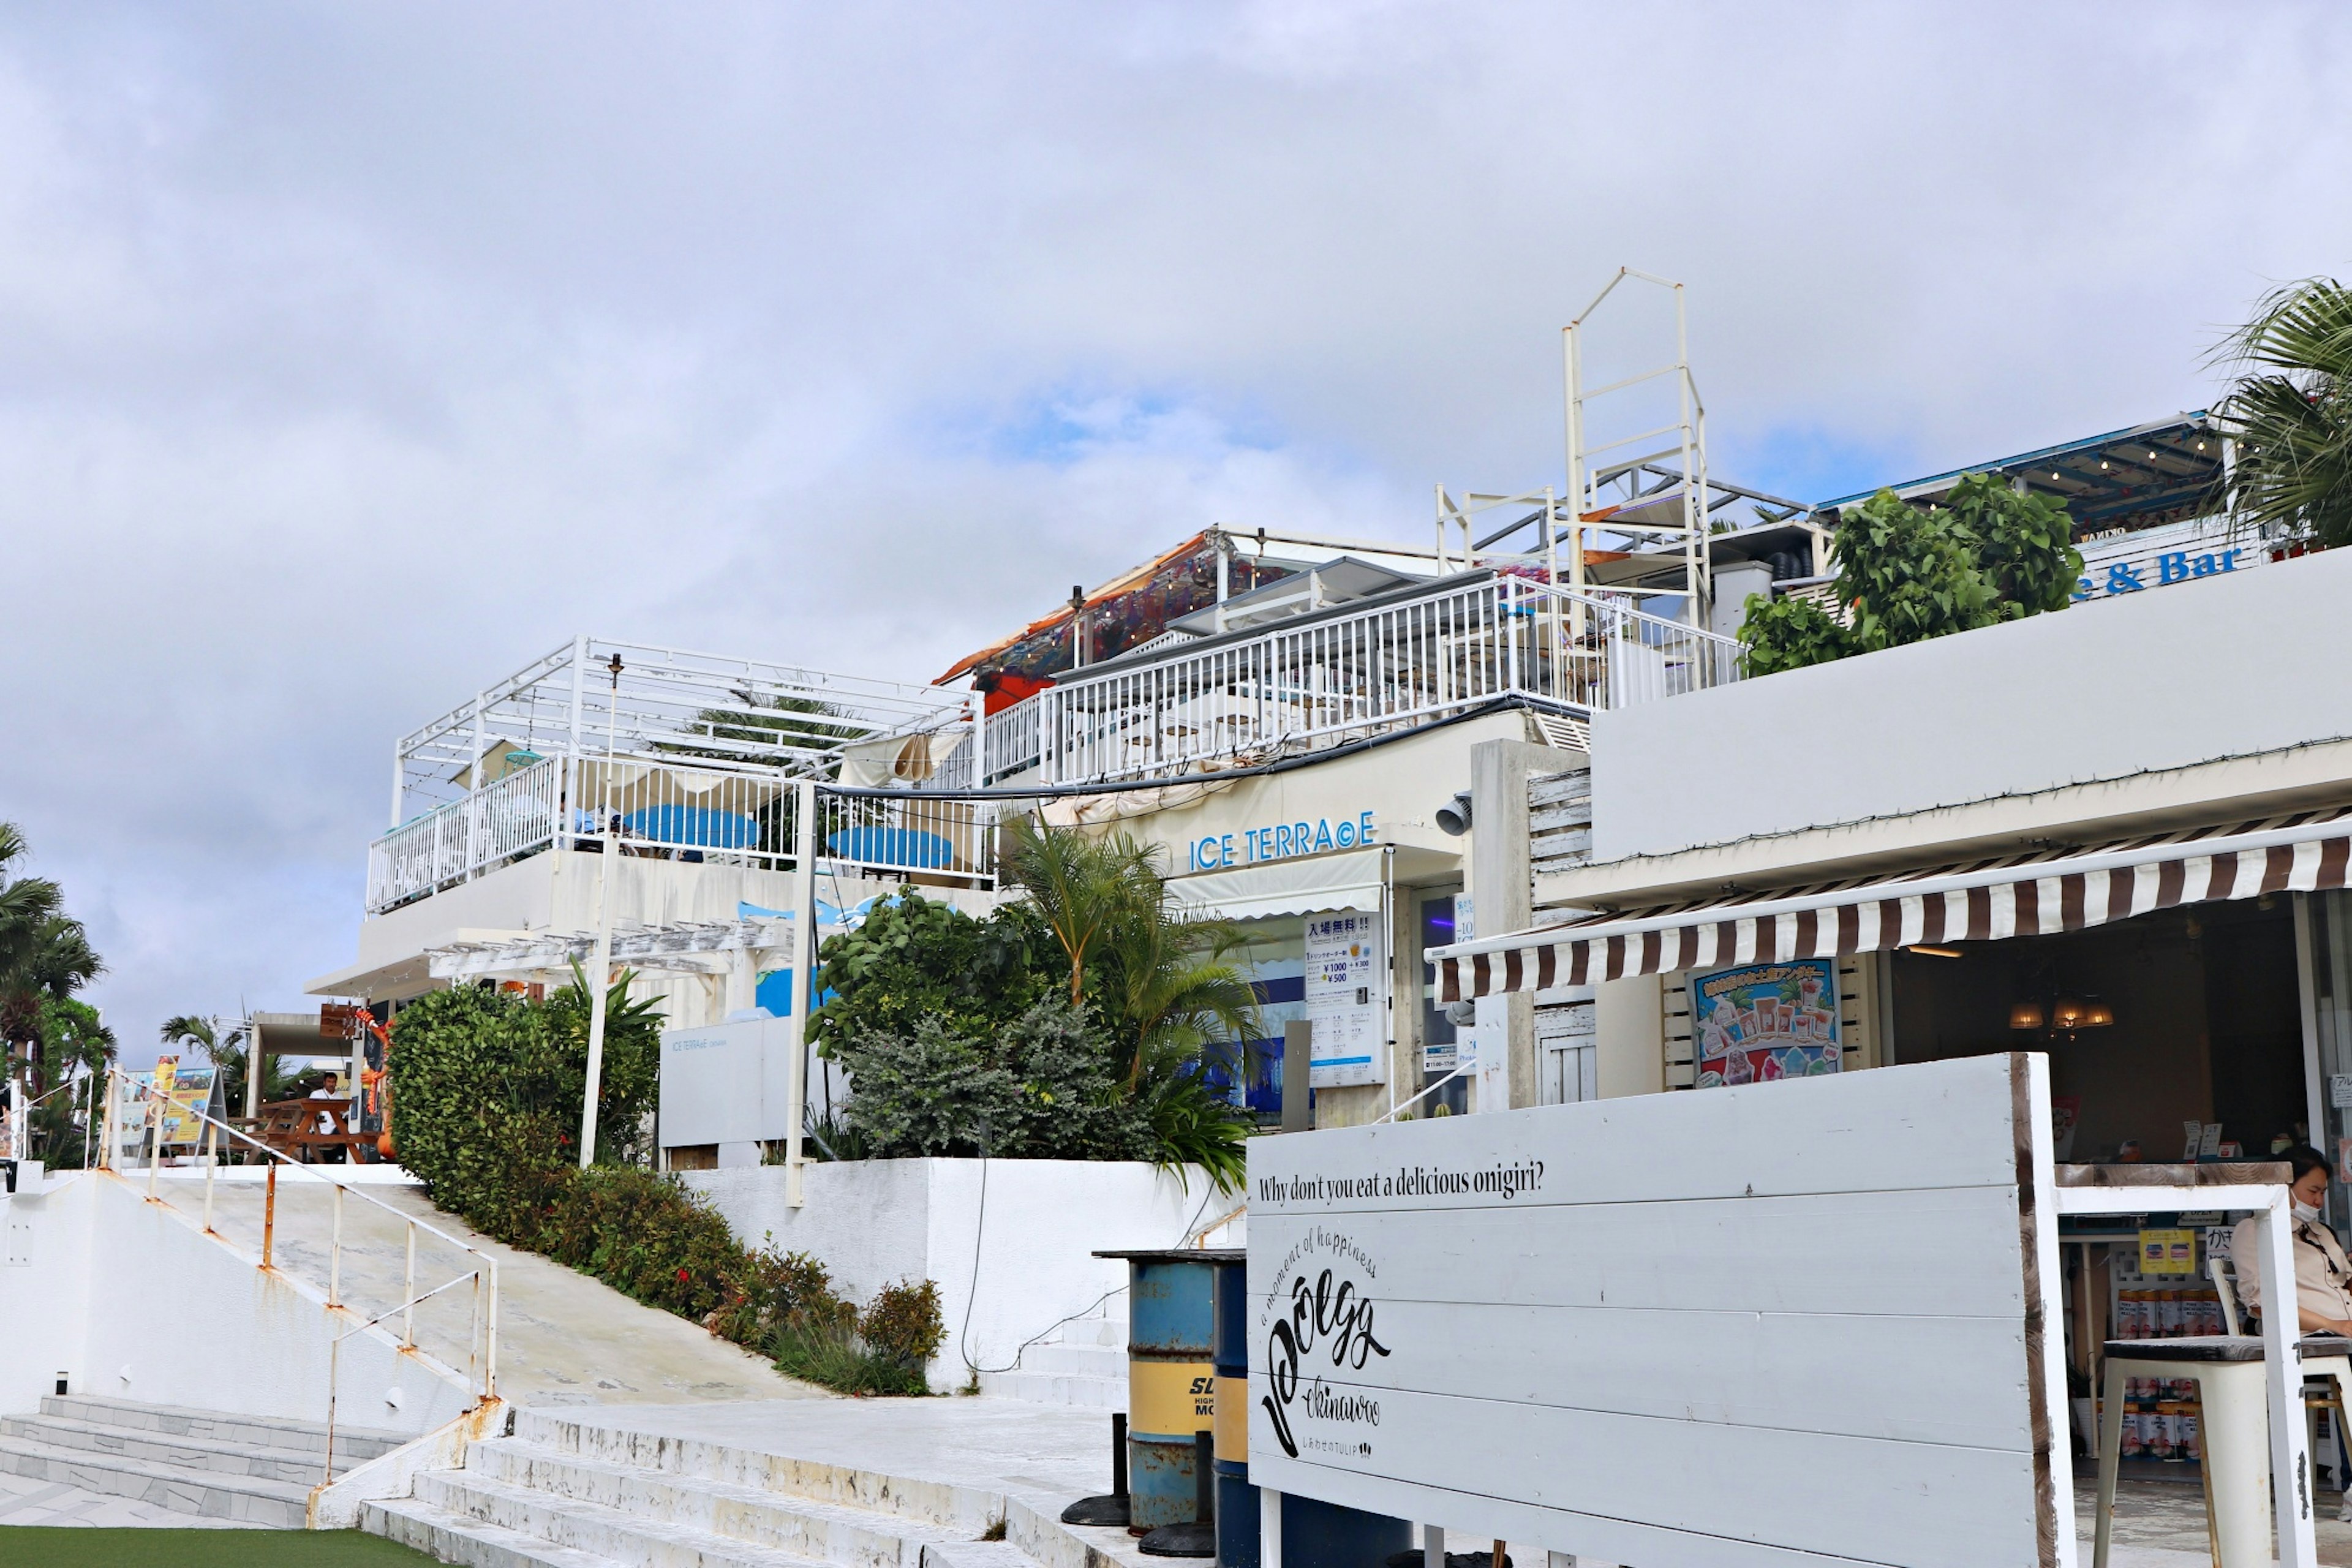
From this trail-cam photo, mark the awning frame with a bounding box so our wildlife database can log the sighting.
[1435,807,2352,1001]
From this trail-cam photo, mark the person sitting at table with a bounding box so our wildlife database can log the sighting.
[307,1071,352,1163]
[2231,1144,2352,1337]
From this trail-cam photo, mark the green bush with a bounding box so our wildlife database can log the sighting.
[769,1276,942,1398]
[387,973,661,1231]
[859,1280,946,1373]
[828,995,1156,1161]
[388,974,941,1396]
[809,891,1062,1055]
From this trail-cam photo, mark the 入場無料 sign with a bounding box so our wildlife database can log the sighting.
[1305,911,1385,1088]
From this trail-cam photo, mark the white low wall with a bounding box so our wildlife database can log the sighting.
[680,1158,1233,1392]
[0,1169,469,1434]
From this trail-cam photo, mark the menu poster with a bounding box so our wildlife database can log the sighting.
[1305,910,1386,1088]
[1689,959,1842,1090]
[146,1056,218,1147]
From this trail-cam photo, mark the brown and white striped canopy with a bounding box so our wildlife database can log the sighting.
[1434,806,2352,1002]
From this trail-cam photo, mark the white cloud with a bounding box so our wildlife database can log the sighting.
[0,1,2346,1055]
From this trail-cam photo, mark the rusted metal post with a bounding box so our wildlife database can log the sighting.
[402,1221,417,1348]
[202,1118,217,1234]
[328,1182,344,1308]
[262,1161,277,1268]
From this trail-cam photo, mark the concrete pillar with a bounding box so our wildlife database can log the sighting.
[1468,737,1585,1109]
[1711,560,1774,644]
[1595,974,1666,1099]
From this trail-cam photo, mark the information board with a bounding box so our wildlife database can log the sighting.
[658,1016,798,1148]
[1304,910,1385,1088]
[1246,1054,2067,1567]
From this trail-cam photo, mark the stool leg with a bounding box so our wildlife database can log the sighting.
[2095,1361,2126,1568]
[2199,1362,2272,1568]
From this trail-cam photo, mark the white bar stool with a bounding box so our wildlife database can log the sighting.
[2095,1336,2269,1568]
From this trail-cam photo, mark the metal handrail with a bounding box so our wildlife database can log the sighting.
[102,1070,499,1461]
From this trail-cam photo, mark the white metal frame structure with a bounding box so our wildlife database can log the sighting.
[979,572,1743,786]
[368,636,984,913]
[1563,268,1712,625]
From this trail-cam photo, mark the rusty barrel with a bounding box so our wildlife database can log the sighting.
[1099,1248,1223,1529]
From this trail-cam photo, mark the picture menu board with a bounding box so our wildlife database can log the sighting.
[1689,959,1842,1089]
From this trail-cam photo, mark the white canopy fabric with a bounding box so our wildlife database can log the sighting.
[1165,845,1387,921]
[1434,805,2352,1001]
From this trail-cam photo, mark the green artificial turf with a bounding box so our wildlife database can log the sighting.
[0,1526,438,1567]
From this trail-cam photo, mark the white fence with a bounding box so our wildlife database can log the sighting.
[368,754,998,913]
[987,573,1743,786]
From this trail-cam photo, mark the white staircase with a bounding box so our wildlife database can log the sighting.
[368,1409,1051,1568]
[0,1395,410,1527]
[976,1309,1127,1410]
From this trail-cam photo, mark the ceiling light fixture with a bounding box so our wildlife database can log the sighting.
[1907,944,1964,959]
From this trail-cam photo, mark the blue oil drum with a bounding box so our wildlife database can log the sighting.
[1099,1249,1224,1529]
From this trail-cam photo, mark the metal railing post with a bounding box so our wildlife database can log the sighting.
[403,1221,417,1348]
[262,1161,277,1269]
[484,1259,500,1398]
[145,1093,160,1200]
[328,1182,344,1308]
[202,1118,217,1234]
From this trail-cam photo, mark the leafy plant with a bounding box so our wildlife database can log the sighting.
[2217,276,2352,549]
[1740,480,2081,674]
[808,892,1060,1057]
[387,970,663,1232]
[858,1280,947,1371]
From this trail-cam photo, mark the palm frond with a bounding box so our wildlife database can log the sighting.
[2215,276,2352,548]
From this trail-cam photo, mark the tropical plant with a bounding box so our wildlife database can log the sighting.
[0,824,103,1098]
[387,970,663,1232]
[28,996,115,1166]
[2217,276,2352,549]
[807,892,1061,1057]
[1740,481,2081,674]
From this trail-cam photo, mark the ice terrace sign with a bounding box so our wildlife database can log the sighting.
[1243,1054,2310,1568]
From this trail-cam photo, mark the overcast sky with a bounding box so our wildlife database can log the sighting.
[4,2,2348,1062]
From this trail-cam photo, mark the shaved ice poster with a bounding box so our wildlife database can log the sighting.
[1690,959,1842,1090]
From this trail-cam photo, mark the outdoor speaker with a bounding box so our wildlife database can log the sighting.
[1436,790,1472,836]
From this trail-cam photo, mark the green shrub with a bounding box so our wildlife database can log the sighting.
[829,995,1156,1161]
[387,972,661,1231]
[859,1278,946,1371]
[809,892,1062,1056]
[389,973,940,1397]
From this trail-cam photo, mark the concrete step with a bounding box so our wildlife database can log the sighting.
[0,1411,355,1487]
[413,1467,842,1568]
[514,1410,990,1533]
[1013,1344,1125,1379]
[974,1371,1126,1411]
[39,1393,410,1461]
[0,1431,314,1527]
[369,1497,624,1568]
[1053,1317,1125,1349]
[464,1438,975,1568]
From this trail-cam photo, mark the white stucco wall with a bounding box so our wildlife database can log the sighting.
[680,1158,1229,1391]
[1589,546,2352,863]
[0,1170,467,1434]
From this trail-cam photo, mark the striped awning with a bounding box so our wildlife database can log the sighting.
[1434,806,2352,1001]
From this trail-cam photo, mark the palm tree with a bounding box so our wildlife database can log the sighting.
[2217,276,2352,548]
[0,825,100,1096]
[1002,816,1260,1085]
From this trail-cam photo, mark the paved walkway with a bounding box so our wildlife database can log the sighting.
[0,1466,261,1528]
[148,1170,827,1407]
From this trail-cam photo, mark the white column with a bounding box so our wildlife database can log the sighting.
[1259,1488,1283,1568]
[785,779,817,1208]
[2258,1189,2320,1568]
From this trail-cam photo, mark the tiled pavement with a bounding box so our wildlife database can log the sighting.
[0,1464,263,1528]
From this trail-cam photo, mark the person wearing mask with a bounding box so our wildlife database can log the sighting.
[2231,1144,2352,1336]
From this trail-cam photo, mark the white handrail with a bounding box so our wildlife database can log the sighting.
[103,1069,499,1467]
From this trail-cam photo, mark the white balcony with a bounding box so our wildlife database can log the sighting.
[365,638,986,915]
[978,570,1744,786]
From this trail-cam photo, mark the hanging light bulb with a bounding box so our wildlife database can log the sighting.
[2079,997,2114,1028]
[2009,1000,2048,1031]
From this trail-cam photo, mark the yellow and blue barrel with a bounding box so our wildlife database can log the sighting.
[1101,1248,1222,1530]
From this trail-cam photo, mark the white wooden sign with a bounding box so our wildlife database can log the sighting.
[1305,911,1386,1088]
[1246,1053,2071,1567]
[658,1016,797,1147]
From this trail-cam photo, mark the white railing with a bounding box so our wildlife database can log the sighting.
[1017,573,1743,785]
[981,696,1044,783]
[369,755,563,912]
[368,749,1003,913]
[104,1070,497,1481]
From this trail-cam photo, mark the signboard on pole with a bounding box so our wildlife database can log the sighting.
[1245,1054,2069,1567]
[1304,911,1385,1088]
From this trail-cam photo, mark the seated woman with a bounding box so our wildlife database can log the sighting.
[2231,1144,2352,1337]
